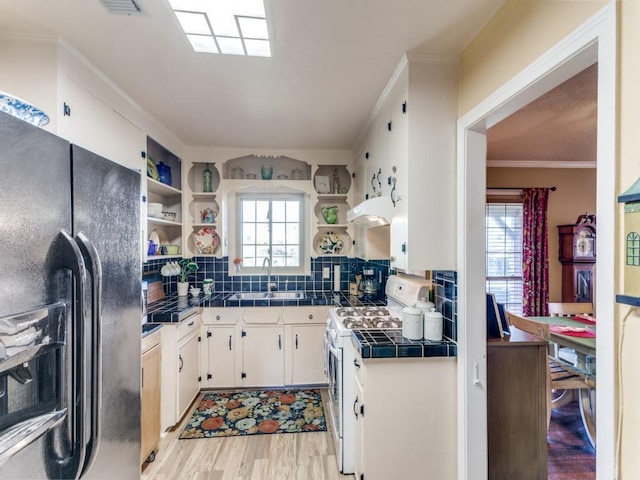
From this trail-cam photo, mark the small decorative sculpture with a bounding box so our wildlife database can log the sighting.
[200,207,216,223]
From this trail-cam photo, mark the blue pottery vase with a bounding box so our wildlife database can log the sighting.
[157,162,172,186]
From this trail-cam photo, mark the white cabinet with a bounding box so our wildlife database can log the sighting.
[281,306,329,386]
[241,326,285,387]
[159,313,201,431]
[354,58,458,271]
[353,372,365,480]
[351,352,457,480]
[290,324,326,385]
[199,306,328,388]
[201,326,236,388]
[58,74,146,171]
[178,331,200,418]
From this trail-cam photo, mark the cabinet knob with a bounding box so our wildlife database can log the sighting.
[216,315,221,321]
[309,314,313,319]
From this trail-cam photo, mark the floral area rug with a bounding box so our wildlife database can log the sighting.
[178,389,327,439]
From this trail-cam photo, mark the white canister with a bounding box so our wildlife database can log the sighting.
[415,299,435,314]
[402,306,424,340]
[424,308,443,341]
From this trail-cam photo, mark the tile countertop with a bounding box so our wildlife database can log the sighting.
[352,329,458,359]
[147,291,387,323]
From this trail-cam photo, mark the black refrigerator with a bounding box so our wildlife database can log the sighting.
[0,110,142,479]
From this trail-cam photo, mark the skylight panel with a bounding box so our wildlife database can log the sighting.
[244,39,271,57]
[187,34,219,53]
[175,11,210,35]
[217,37,245,56]
[238,17,268,40]
[168,0,271,57]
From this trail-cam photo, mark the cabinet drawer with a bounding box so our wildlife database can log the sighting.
[281,306,329,324]
[177,313,201,341]
[142,329,161,354]
[242,307,281,324]
[202,307,240,325]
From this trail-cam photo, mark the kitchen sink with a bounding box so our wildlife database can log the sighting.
[269,291,305,299]
[227,292,270,300]
[227,291,306,300]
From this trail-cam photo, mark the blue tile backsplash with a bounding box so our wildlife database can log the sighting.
[144,256,390,299]
[144,256,457,343]
[432,271,458,342]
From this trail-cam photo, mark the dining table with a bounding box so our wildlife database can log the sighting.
[527,315,596,448]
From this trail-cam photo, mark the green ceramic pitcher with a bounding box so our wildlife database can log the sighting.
[321,206,338,224]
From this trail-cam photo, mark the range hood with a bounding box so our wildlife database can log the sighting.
[346,196,393,227]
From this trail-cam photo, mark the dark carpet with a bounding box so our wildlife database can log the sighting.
[548,400,595,479]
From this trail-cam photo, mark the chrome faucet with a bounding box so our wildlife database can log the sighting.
[262,256,277,292]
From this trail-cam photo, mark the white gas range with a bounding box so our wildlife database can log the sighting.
[324,274,431,474]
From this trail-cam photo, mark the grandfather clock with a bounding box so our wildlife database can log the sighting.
[557,214,596,303]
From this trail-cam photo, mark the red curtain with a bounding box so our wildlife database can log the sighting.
[522,188,550,316]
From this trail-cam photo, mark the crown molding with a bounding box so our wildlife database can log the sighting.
[0,31,58,43]
[406,53,458,64]
[487,159,596,169]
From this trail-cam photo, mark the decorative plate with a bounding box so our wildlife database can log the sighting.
[317,233,344,255]
[194,227,220,255]
[0,92,50,127]
[147,158,159,180]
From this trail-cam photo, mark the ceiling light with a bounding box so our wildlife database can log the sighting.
[168,0,271,57]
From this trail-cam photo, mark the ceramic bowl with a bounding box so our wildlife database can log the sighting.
[163,211,176,221]
[246,173,257,179]
[164,244,180,255]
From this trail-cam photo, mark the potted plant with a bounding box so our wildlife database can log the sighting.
[177,258,199,296]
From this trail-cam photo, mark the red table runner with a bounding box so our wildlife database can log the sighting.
[550,325,596,338]
[571,314,596,325]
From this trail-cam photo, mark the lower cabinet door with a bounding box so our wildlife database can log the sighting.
[204,327,236,388]
[291,325,326,385]
[177,332,200,419]
[353,375,365,479]
[242,326,284,387]
[141,344,161,464]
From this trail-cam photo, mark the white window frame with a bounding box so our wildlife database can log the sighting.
[235,192,307,275]
[485,202,523,314]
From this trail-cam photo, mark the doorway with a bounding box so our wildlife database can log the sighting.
[456,4,616,480]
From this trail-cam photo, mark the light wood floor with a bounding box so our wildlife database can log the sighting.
[141,389,354,480]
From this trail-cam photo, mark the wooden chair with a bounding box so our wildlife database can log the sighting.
[548,302,594,317]
[505,312,596,446]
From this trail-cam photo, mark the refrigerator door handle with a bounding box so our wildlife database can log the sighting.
[49,230,88,478]
[74,232,102,478]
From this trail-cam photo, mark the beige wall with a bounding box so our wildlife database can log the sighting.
[459,0,640,476]
[487,167,596,303]
[619,1,640,477]
[459,0,606,116]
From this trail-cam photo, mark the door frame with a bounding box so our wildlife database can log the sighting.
[456,3,617,479]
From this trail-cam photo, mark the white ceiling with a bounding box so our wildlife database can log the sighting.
[0,0,505,149]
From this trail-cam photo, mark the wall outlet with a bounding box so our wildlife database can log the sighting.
[323,267,330,279]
